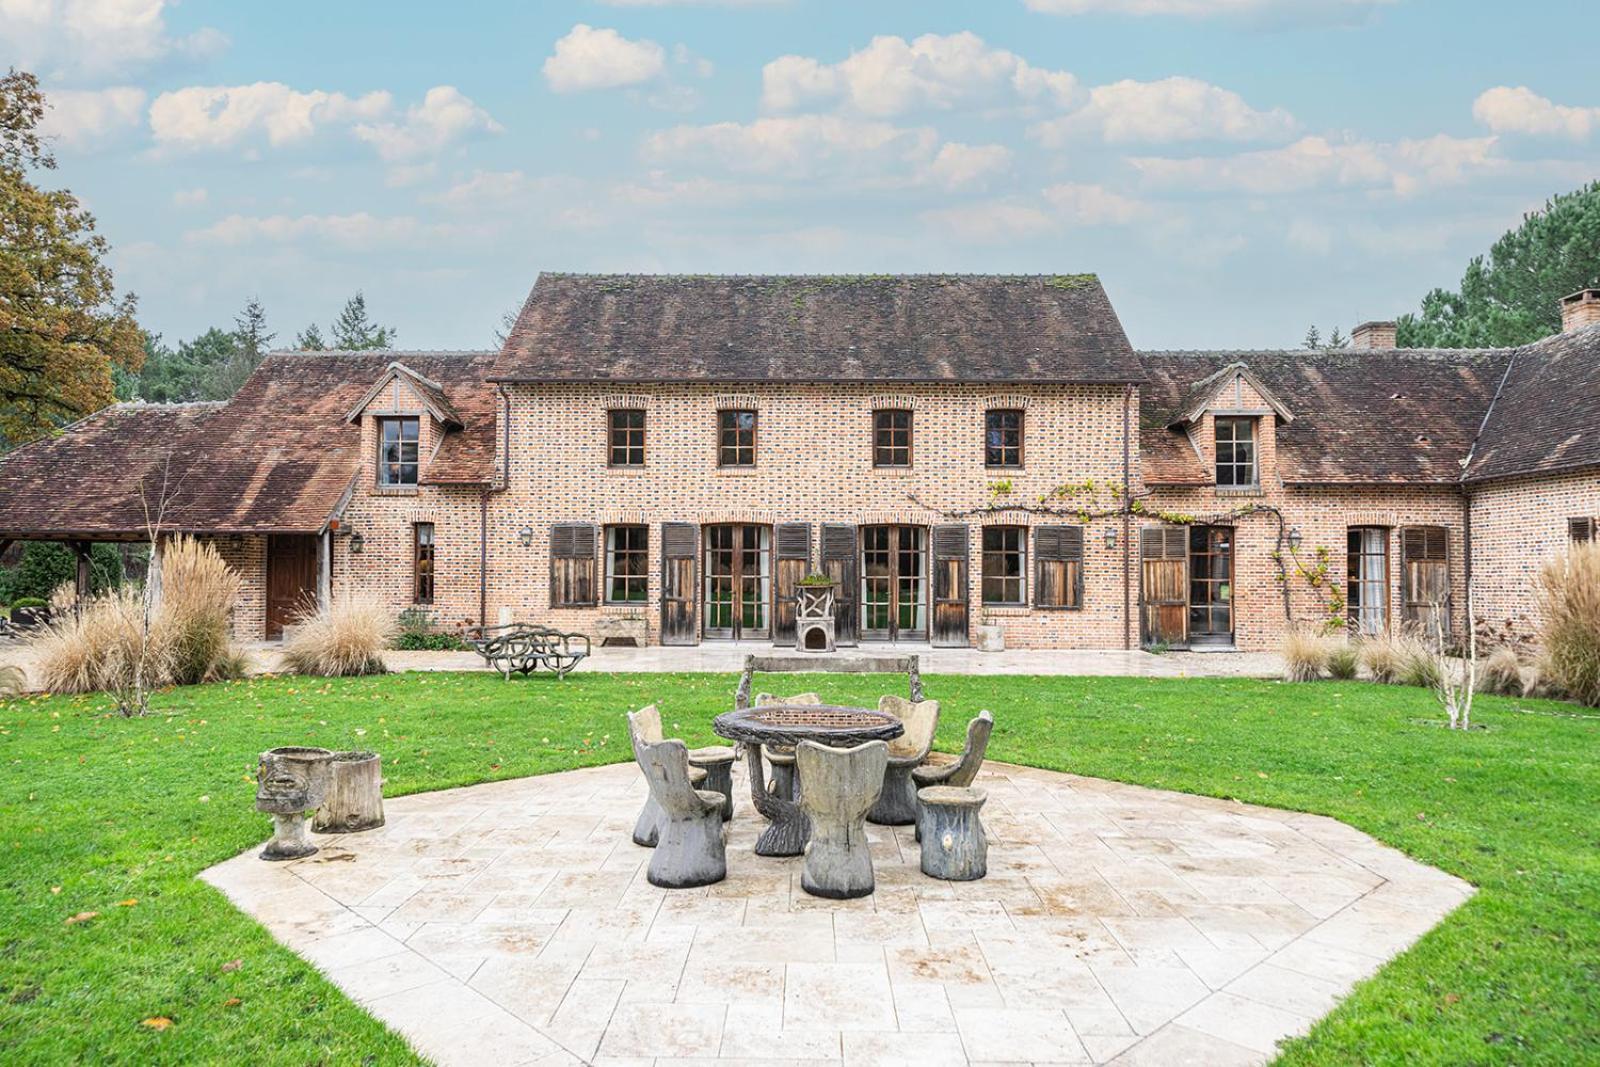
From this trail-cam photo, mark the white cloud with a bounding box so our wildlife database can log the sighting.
[1,0,226,80]
[761,32,1076,117]
[429,169,536,209]
[37,86,146,149]
[171,186,206,206]
[1032,76,1295,145]
[1473,86,1600,141]
[597,0,784,5]
[352,86,501,161]
[925,142,1013,189]
[642,114,938,179]
[1041,182,1149,224]
[1129,133,1499,196]
[148,82,391,151]
[1023,0,1395,23]
[922,182,1148,243]
[185,212,430,250]
[543,24,666,93]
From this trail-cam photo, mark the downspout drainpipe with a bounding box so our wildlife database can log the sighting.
[1122,382,1133,651]
[481,383,512,631]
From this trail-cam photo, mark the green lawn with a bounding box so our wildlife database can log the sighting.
[0,671,1597,1064]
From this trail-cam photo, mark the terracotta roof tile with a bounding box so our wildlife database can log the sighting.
[1465,325,1600,482]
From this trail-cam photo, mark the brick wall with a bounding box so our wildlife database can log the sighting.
[198,534,265,641]
[1469,469,1600,644]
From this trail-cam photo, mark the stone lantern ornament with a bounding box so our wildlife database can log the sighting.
[255,746,334,861]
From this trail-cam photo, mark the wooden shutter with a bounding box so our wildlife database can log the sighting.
[659,522,697,645]
[1036,525,1084,610]
[931,523,970,647]
[549,523,597,607]
[1140,526,1187,646]
[821,523,858,646]
[1400,526,1450,636]
[773,523,812,643]
[1570,517,1595,543]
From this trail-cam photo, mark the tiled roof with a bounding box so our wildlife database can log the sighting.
[1465,324,1600,482]
[1139,348,1511,486]
[0,351,497,538]
[492,273,1143,384]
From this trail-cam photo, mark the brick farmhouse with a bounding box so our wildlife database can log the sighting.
[1,275,1596,653]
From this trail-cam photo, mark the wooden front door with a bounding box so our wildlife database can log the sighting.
[931,524,970,647]
[1140,527,1187,647]
[1188,525,1235,646]
[772,523,811,644]
[266,534,318,639]
[660,522,698,646]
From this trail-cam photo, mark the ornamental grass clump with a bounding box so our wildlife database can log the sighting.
[1535,541,1600,706]
[1280,629,1329,682]
[156,536,245,685]
[32,587,170,707]
[1326,640,1361,680]
[1478,646,1524,696]
[1359,631,1410,684]
[281,593,395,677]
[1398,638,1444,690]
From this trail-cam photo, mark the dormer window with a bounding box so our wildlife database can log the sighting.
[1215,417,1256,488]
[378,417,419,486]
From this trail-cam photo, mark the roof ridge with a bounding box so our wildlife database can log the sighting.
[266,348,494,358]
[536,271,1100,281]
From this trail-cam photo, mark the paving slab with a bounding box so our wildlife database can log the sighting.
[203,759,1471,1065]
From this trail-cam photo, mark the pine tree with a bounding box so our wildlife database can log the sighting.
[1303,325,1321,350]
[296,323,327,351]
[1327,326,1348,349]
[204,296,275,399]
[329,291,396,351]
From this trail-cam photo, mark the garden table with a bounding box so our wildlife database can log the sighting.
[712,703,903,857]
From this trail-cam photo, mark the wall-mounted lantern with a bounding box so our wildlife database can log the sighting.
[1288,527,1303,552]
[518,526,534,547]
[349,530,365,554]
[1104,526,1118,551]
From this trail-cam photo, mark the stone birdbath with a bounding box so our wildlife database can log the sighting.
[256,746,334,861]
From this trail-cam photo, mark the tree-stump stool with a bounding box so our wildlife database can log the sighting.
[313,751,385,833]
[688,745,737,821]
[764,744,798,802]
[916,786,988,881]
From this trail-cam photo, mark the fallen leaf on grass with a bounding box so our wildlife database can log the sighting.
[64,911,97,925]
[140,1017,173,1031]
[222,997,242,1008]
[221,959,241,972]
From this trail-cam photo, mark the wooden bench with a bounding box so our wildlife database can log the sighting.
[465,623,591,680]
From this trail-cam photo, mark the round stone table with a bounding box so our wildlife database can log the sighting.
[712,703,904,857]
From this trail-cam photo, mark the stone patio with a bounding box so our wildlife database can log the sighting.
[203,759,1470,1066]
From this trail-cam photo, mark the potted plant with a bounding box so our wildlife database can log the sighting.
[9,597,50,629]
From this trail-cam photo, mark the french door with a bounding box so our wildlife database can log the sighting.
[861,525,927,641]
[1188,525,1234,646]
[703,524,771,640]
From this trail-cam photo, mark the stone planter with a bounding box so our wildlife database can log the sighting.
[255,746,333,861]
[312,750,385,833]
[976,624,1005,652]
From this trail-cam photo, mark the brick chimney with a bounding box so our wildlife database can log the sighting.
[1351,321,1397,349]
[1561,289,1600,333]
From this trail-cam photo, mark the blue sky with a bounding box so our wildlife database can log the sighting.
[10,0,1600,351]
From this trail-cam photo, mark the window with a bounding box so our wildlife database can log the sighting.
[718,409,757,467]
[984,409,1024,468]
[378,417,419,486]
[604,524,648,604]
[981,525,1027,606]
[1346,527,1387,636]
[413,523,435,604]
[549,523,597,607]
[1035,526,1083,609]
[608,409,645,467]
[1400,525,1449,635]
[1570,517,1595,543]
[1214,417,1256,488]
[873,409,912,468]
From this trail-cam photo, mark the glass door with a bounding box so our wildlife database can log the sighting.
[1188,525,1234,645]
[860,525,927,641]
[703,524,771,640]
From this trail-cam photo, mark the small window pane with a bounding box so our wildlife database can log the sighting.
[413,523,435,604]
[985,409,1023,468]
[718,409,756,467]
[379,418,419,485]
[981,525,1027,605]
[1215,417,1256,487]
[608,409,645,467]
[605,525,648,603]
[873,409,912,467]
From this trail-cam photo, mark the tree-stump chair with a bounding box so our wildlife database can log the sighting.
[633,735,727,889]
[796,739,888,899]
[867,695,940,826]
[754,691,821,802]
[917,785,988,881]
[912,709,994,841]
[627,705,707,847]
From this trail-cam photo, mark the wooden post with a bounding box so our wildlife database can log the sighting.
[317,530,332,611]
[72,541,91,613]
[312,751,385,833]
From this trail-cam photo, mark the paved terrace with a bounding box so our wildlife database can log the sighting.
[205,759,1470,1066]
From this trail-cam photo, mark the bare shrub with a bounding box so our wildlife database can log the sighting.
[1281,630,1329,682]
[1326,640,1360,680]
[1478,646,1524,696]
[33,588,171,700]
[1535,541,1600,706]
[280,594,395,677]
[155,536,243,685]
